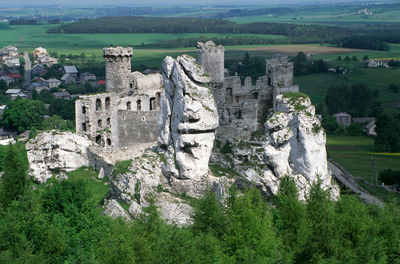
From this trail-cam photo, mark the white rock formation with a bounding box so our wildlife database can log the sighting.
[262,94,339,200]
[103,199,132,221]
[107,149,195,226]
[158,55,219,180]
[26,131,93,183]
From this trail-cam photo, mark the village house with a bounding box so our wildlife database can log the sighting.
[46,78,61,88]
[38,56,58,67]
[80,72,96,83]
[1,46,18,57]
[334,112,352,127]
[61,65,78,84]
[29,82,49,93]
[5,88,27,100]
[32,64,47,76]
[53,91,71,100]
[0,76,14,85]
[33,47,47,59]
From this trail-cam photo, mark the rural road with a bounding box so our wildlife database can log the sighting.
[24,52,31,86]
[328,160,383,206]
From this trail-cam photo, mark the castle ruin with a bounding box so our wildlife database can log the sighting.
[75,42,298,173]
[196,41,298,139]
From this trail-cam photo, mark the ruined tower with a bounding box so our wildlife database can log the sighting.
[196,41,225,83]
[265,54,293,88]
[104,47,133,94]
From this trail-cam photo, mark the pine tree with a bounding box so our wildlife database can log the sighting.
[0,144,28,208]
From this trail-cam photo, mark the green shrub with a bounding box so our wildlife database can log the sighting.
[112,160,132,177]
[220,143,232,154]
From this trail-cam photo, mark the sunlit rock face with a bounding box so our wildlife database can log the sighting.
[158,55,219,180]
[262,94,339,200]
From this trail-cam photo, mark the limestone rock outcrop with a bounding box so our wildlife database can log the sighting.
[107,149,194,226]
[158,55,219,180]
[262,94,339,200]
[26,131,93,183]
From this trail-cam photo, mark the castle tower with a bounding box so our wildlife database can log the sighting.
[103,47,133,94]
[196,41,225,83]
[265,54,293,88]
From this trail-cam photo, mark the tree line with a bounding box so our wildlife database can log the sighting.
[0,145,399,264]
[46,16,400,50]
[47,16,358,43]
[135,35,289,49]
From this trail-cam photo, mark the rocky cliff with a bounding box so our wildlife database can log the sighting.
[104,55,221,226]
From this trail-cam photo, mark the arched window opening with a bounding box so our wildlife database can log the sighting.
[235,96,239,103]
[82,106,86,114]
[98,119,102,128]
[95,135,102,145]
[126,101,132,110]
[150,97,156,111]
[96,98,102,111]
[137,99,142,111]
[106,138,111,146]
[268,77,272,87]
[107,118,111,126]
[82,123,87,132]
[226,87,233,97]
[105,97,111,110]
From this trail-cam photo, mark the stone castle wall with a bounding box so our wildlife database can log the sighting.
[116,110,159,148]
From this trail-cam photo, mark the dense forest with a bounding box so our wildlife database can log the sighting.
[0,142,399,263]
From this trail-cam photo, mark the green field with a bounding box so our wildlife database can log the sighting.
[327,135,400,203]
[0,23,285,51]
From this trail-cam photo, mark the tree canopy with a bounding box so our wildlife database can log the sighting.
[1,99,47,133]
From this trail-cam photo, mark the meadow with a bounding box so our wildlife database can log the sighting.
[295,51,400,113]
[227,3,400,25]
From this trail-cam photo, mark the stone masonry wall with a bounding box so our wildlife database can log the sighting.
[116,110,159,148]
[197,41,225,83]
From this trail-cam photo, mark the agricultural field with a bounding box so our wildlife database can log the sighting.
[327,135,400,203]
[295,47,400,114]
[227,3,400,25]
[0,23,285,52]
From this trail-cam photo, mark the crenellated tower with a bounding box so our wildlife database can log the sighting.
[103,46,133,94]
[196,41,225,84]
[265,54,293,88]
